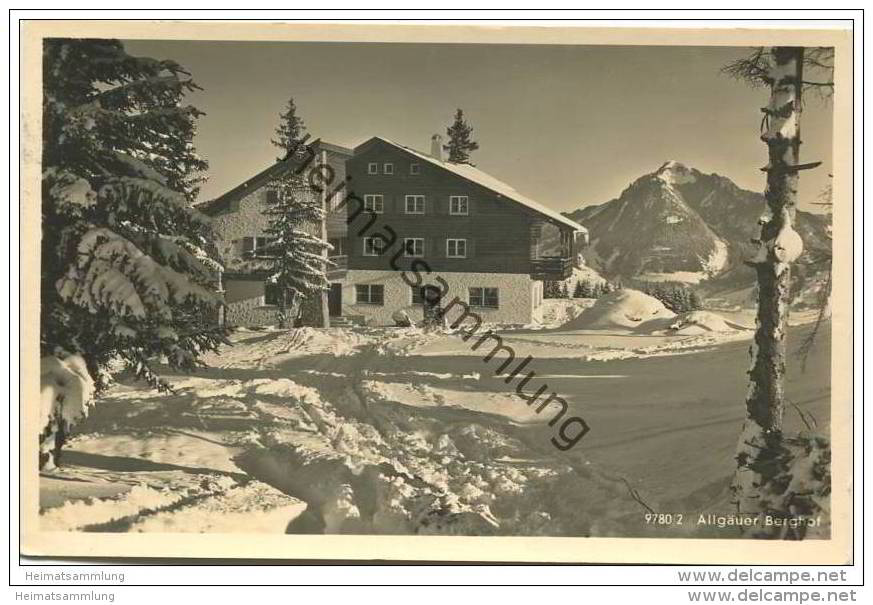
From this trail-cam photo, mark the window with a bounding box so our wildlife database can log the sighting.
[356,284,384,305]
[449,196,469,215]
[243,236,273,257]
[410,163,420,175]
[368,162,379,175]
[411,285,441,305]
[328,237,346,257]
[403,238,424,257]
[254,237,274,256]
[263,283,284,306]
[405,195,426,214]
[242,237,255,255]
[363,194,384,213]
[469,287,499,309]
[446,238,467,258]
[363,237,387,256]
[255,237,272,252]
[383,163,394,175]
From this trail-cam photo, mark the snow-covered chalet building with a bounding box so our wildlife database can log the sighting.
[200,135,588,327]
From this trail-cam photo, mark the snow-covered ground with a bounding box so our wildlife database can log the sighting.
[538,297,596,327]
[40,310,831,538]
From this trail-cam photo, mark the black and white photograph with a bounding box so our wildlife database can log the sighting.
[19,20,854,565]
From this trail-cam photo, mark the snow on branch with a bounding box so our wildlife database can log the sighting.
[40,354,96,468]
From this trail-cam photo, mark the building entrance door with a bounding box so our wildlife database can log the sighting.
[422,285,442,325]
[328,283,342,317]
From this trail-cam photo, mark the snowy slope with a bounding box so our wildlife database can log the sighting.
[42,329,654,536]
[40,320,829,538]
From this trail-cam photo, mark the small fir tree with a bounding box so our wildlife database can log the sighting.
[666,285,682,312]
[271,97,308,161]
[573,280,584,298]
[443,108,480,164]
[543,281,558,299]
[263,98,330,327]
[261,177,331,326]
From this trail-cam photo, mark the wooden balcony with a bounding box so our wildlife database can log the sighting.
[530,256,573,281]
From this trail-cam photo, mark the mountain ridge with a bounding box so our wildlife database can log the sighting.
[566,162,831,296]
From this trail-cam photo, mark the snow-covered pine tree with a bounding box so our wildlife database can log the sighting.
[261,175,331,326]
[443,108,480,165]
[672,285,687,312]
[573,280,584,298]
[271,97,307,161]
[40,39,227,465]
[543,281,556,299]
[263,98,330,327]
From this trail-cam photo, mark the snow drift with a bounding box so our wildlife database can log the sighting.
[538,298,595,327]
[561,289,675,331]
[666,310,745,335]
[43,329,653,536]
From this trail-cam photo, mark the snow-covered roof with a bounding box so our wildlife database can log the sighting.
[361,137,587,233]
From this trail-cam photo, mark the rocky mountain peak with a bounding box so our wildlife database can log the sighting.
[566,163,831,292]
[655,160,696,186]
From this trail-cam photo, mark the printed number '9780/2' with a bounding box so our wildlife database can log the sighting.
[644,513,684,525]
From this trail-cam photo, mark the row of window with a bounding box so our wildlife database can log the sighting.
[363,237,468,258]
[243,235,465,259]
[355,285,500,308]
[368,162,420,176]
[258,282,500,310]
[244,236,349,258]
[363,194,469,215]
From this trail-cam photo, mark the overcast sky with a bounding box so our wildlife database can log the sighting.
[124,40,834,213]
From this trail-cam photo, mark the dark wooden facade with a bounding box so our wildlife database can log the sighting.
[345,138,576,279]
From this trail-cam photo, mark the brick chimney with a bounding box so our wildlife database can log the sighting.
[430,134,443,162]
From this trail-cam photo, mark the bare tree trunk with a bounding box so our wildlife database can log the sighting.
[732,47,807,520]
[278,291,289,329]
[300,149,330,329]
[299,291,328,328]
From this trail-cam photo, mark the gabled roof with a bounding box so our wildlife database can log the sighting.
[197,139,353,215]
[355,136,587,233]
